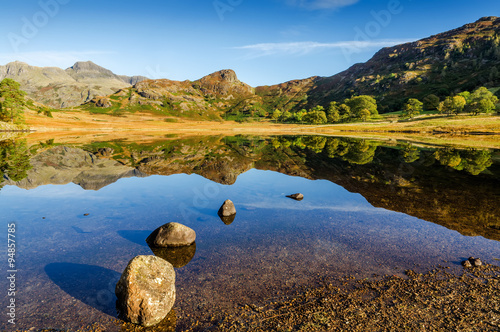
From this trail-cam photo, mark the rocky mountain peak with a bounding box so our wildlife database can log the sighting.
[66,61,115,77]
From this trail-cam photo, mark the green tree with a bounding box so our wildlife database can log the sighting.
[326,102,341,123]
[271,109,282,122]
[422,94,440,111]
[402,98,423,119]
[467,87,498,115]
[280,110,292,122]
[294,109,307,123]
[338,104,352,122]
[0,78,27,123]
[303,110,327,124]
[451,95,466,115]
[344,95,378,121]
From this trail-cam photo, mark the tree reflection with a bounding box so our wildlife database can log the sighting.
[0,139,31,185]
[434,148,493,175]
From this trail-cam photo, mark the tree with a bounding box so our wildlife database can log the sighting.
[344,95,378,121]
[326,101,340,123]
[280,110,292,122]
[422,94,440,111]
[467,87,498,115]
[451,95,466,115]
[271,109,282,123]
[0,78,27,123]
[294,109,307,123]
[438,97,455,115]
[302,110,327,124]
[403,98,423,119]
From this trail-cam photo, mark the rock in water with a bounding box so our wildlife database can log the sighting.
[462,260,472,268]
[115,255,176,327]
[146,222,196,247]
[218,199,236,217]
[469,257,483,267]
[287,193,304,201]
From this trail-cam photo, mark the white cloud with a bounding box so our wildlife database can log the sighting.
[0,50,114,68]
[235,39,414,58]
[286,0,360,10]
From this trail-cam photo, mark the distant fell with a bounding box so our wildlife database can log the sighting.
[0,61,148,108]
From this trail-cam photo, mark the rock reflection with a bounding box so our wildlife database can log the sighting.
[149,243,197,268]
[118,308,176,332]
[219,214,236,225]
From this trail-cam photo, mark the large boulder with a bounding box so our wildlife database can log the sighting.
[218,199,236,217]
[146,222,196,247]
[115,255,176,327]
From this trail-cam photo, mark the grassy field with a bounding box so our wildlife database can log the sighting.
[5,109,500,149]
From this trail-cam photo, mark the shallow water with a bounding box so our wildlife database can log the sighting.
[1,135,499,331]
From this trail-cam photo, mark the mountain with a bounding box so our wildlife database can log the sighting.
[0,61,148,108]
[295,16,500,112]
[89,17,500,119]
[83,69,259,120]
[2,17,498,115]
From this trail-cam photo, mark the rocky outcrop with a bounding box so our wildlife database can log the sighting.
[115,256,176,327]
[146,222,196,247]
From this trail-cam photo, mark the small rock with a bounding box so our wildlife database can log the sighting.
[218,199,236,217]
[286,193,304,201]
[146,222,196,247]
[462,260,472,268]
[116,255,176,327]
[469,257,482,267]
[83,213,89,216]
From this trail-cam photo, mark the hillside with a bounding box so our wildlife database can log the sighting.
[82,69,260,120]
[304,16,500,112]
[0,61,147,108]
[1,17,499,118]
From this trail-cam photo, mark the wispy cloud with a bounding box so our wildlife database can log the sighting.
[234,39,414,58]
[286,0,360,10]
[0,51,114,68]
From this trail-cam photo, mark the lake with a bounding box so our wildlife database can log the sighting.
[1,135,499,331]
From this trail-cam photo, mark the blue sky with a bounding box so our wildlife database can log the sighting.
[0,0,498,86]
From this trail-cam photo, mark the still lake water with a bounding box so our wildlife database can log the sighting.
[1,135,499,331]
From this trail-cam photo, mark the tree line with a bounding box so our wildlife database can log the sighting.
[269,86,499,124]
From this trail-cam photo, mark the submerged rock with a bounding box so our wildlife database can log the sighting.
[115,255,176,327]
[286,193,304,201]
[146,222,196,247]
[150,242,197,268]
[218,199,236,217]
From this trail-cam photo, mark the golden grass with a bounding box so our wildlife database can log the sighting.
[19,109,500,149]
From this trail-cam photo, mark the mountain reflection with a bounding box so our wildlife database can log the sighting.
[1,135,499,241]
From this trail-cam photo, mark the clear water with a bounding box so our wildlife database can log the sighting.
[1,136,499,331]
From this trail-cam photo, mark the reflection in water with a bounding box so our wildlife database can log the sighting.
[219,213,236,225]
[2,136,498,241]
[119,308,176,332]
[149,243,197,268]
[1,134,499,331]
[0,139,31,185]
